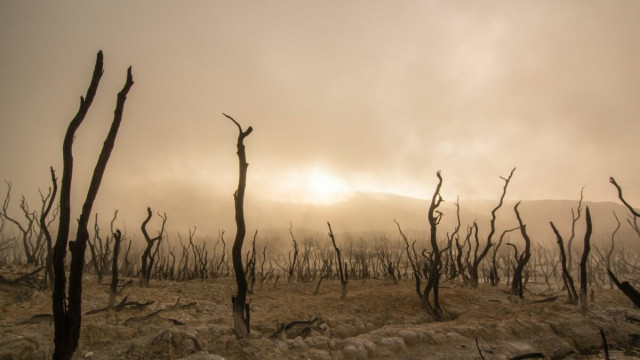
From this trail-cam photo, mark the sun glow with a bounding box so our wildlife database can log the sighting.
[269,166,353,204]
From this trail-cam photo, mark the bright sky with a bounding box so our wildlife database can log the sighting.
[0,1,639,231]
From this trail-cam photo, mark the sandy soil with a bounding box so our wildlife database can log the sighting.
[2,266,640,359]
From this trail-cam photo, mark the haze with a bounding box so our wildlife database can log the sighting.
[0,1,638,234]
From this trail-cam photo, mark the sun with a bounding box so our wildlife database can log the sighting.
[306,167,352,204]
[264,165,353,204]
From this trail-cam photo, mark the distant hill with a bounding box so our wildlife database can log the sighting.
[244,192,638,248]
[95,187,638,248]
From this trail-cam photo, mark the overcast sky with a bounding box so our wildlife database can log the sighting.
[0,1,638,232]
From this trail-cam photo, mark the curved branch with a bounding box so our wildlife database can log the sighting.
[610,177,640,218]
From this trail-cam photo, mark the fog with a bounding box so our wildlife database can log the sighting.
[1,1,638,235]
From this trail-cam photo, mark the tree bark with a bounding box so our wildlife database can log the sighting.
[550,221,578,304]
[53,52,133,360]
[579,207,592,311]
[224,113,253,339]
[471,168,515,287]
[512,202,532,299]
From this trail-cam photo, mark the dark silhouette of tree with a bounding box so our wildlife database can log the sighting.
[224,113,253,339]
[40,167,58,290]
[328,222,348,299]
[567,187,584,274]
[579,207,592,311]
[1,182,38,264]
[610,177,640,238]
[140,207,167,287]
[52,51,133,360]
[550,221,578,304]
[511,202,532,298]
[423,171,444,320]
[470,168,515,287]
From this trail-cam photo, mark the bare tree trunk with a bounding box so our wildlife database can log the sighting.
[423,171,444,320]
[512,202,532,299]
[580,207,592,311]
[224,113,253,339]
[52,51,133,360]
[328,222,348,299]
[40,167,58,290]
[567,188,584,276]
[140,207,167,286]
[109,229,122,308]
[471,168,515,287]
[550,221,578,304]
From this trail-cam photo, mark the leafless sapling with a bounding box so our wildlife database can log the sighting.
[579,206,592,311]
[1,182,38,264]
[140,207,167,286]
[225,113,253,339]
[470,168,515,287]
[605,211,620,289]
[109,229,122,308]
[550,221,578,304]
[52,51,133,360]
[40,167,58,290]
[490,227,520,286]
[567,187,585,274]
[288,222,299,282]
[423,171,444,320]
[328,222,348,299]
[511,202,532,299]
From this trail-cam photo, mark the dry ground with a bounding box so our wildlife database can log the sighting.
[2,265,640,359]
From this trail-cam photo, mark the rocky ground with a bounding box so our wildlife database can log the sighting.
[2,265,640,359]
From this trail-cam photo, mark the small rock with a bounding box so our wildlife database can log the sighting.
[342,344,367,360]
[84,352,94,358]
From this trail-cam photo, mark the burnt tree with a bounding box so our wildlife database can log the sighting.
[550,221,578,304]
[511,202,532,299]
[610,177,640,238]
[470,167,515,287]
[40,167,58,290]
[1,183,38,264]
[328,222,348,300]
[423,171,444,320]
[52,51,133,360]
[225,113,253,339]
[579,206,592,311]
[567,187,585,274]
[140,207,167,287]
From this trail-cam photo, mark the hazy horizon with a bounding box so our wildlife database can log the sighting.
[1,1,638,235]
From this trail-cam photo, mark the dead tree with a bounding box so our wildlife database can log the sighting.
[225,113,252,339]
[445,198,461,281]
[247,230,257,294]
[140,207,167,287]
[1,182,38,264]
[511,202,532,299]
[109,229,122,308]
[550,221,578,304]
[610,177,640,238]
[470,168,515,287]
[605,211,620,289]
[579,207,592,311]
[40,167,58,290]
[288,222,299,282]
[395,219,422,297]
[52,51,133,360]
[328,222,348,299]
[567,188,585,274]
[423,171,444,320]
[490,227,520,286]
[608,269,640,308]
